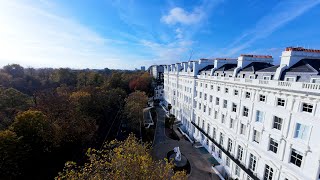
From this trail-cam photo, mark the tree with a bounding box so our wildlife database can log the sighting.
[124,91,148,134]
[2,64,24,78]
[165,114,176,129]
[56,134,186,180]
[0,130,30,179]
[10,110,51,150]
[168,104,172,114]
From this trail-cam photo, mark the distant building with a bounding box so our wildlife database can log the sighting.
[149,65,164,80]
[163,47,320,180]
[141,66,145,71]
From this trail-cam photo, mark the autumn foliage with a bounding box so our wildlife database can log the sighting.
[56,134,187,180]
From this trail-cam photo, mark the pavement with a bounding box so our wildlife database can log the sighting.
[151,107,220,180]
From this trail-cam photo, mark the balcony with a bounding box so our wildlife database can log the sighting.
[197,75,320,94]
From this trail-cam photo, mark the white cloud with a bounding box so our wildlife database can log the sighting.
[0,1,147,69]
[225,0,320,56]
[140,39,194,64]
[161,7,204,25]
[175,28,183,39]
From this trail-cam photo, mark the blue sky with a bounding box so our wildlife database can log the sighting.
[0,0,320,69]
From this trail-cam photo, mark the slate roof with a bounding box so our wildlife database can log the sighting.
[215,64,237,72]
[199,65,215,73]
[240,62,273,72]
[286,59,320,74]
[257,65,280,73]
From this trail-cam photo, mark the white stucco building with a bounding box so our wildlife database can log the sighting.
[162,47,320,180]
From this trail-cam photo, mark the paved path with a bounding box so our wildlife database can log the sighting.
[151,107,220,180]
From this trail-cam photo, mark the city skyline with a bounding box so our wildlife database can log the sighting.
[1,0,320,69]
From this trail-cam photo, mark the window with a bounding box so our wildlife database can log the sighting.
[216,97,220,105]
[294,123,310,140]
[227,138,233,153]
[269,138,278,154]
[240,123,246,135]
[246,92,251,99]
[230,118,234,129]
[207,123,210,134]
[243,106,249,117]
[219,133,224,145]
[205,84,208,88]
[277,98,285,106]
[214,111,218,119]
[232,103,237,112]
[223,100,228,108]
[211,85,214,89]
[200,83,203,87]
[218,149,222,158]
[253,129,260,143]
[217,86,220,91]
[285,77,295,82]
[263,76,271,80]
[209,95,213,102]
[206,139,209,145]
[234,89,239,96]
[256,110,264,122]
[290,149,303,167]
[198,103,201,110]
[235,165,240,176]
[226,157,230,167]
[209,108,212,115]
[264,164,274,180]
[212,127,216,139]
[302,103,313,113]
[225,88,229,93]
[203,105,206,112]
[202,120,205,129]
[199,92,202,98]
[221,114,225,123]
[259,94,266,102]
[211,145,215,152]
[204,93,207,100]
[237,145,243,161]
[249,154,257,171]
[273,116,283,130]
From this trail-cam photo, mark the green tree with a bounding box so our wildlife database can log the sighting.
[56,134,186,180]
[10,110,51,149]
[0,130,30,179]
[124,91,148,134]
[2,64,24,78]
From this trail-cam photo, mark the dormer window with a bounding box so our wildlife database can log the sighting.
[285,77,295,82]
[263,76,271,80]
[311,78,320,84]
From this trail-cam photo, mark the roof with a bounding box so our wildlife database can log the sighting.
[286,59,320,73]
[240,54,272,58]
[215,64,237,72]
[285,47,320,53]
[199,65,215,73]
[240,62,274,72]
[257,65,280,73]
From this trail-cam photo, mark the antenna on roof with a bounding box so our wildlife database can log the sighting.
[188,49,194,61]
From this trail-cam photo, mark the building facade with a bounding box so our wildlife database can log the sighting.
[162,47,320,180]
